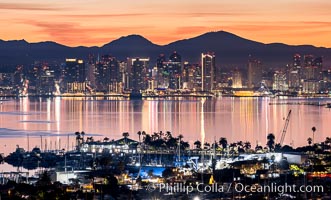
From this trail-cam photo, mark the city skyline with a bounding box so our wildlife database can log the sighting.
[1,0,331,47]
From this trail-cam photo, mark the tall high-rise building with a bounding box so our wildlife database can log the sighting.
[94,55,122,93]
[156,54,166,69]
[247,57,263,88]
[313,56,323,80]
[86,54,96,88]
[39,66,55,95]
[288,54,302,90]
[64,58,86,93]
[232,69,242,88]
[303,55,314,80]
[65,59,86,83]
[156,54,167,88]
[167,51,182,90]
[201,52,216,91]
[293,54,301,71]
[302,55,323,81]
[155,52,182,90]
[129,57,149,91]
[273,71,288,91]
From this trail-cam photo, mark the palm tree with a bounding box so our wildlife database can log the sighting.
[194,140,201,149]
[122,132,129,138]
[178,134,184,149]
[211,141,219,150]
[312,127,316,144]
[237,141,243,148]
[137,131,142,143]
[122,132,129,144]
[165,131,172,140]
[159,131,164,138]
[307,137,313,146]
[244,141,251,151]
[267,133,275,151]
[219,137,228,149]
[142,131,146,141]
[204,142,210,150]
[75,132,81,151]
[103,137,109,142]
[81,131,85,143]
[219,137,228,156]
[86,136,94,143]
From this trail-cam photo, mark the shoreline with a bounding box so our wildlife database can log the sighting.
[1,93,331,98]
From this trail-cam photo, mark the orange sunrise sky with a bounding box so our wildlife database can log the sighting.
[1,0,331,47]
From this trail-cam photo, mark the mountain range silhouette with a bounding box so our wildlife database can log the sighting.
[0,31,330,68]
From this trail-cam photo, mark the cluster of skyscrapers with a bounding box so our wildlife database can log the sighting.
[0,51,330,96]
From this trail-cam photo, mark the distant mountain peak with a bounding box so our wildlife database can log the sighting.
[103,34,158,48]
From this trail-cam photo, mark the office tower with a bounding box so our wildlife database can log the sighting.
[232,69,242,88]
[303,80,320,93]
[181,62,199,90]
[65,58,86,93]
[129,57,149,91]
[119,61,130,91]
[313,56,323,80]
[247,57,263,88]
[86,54,96,88]
[303,55,314,80]
[94,55,121,93]
[156,54,167,88]
[157,54,166,69]
[272,71,288,91]
[0,67,15,95]
[0,70,14,86]
[182,62,190,89]
[65,59,85,83]
[288,54,302,90]
[167,51,182,90]
[201,52,216,91]
[39,66,55,95]
[148,66,158,91]
[293,54,301,73]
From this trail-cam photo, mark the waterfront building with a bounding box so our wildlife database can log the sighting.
[0,70,14,87]
[119,61,130,91]
[302,80,320,94]
[0,67,15,95]
[64,58,86,93]
[154,52,182,90]
[272,70,288,91]
[201,52,216,91]
[232,69,242,88]
[182,62,198,90]
[39,67,55,95]
[303,55,314,80]
[148,66,158,91]
[94,55,122,93]
[302,55,322,80]
[129,57,149,92]
[155,54,167,88]
[247,57,263,88]
[81,137,138,154]
[312,56,323,80]
[167,52,182,90]
[86,54,96,89]
[287,54,302,91]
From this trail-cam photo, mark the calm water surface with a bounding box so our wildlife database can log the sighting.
[0,97,330,157]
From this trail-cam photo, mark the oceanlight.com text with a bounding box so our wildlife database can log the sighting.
[147,182,324,194]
